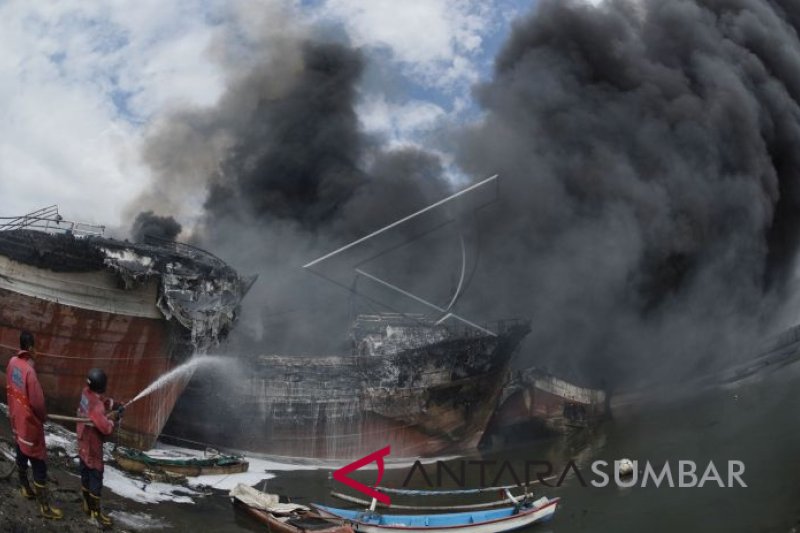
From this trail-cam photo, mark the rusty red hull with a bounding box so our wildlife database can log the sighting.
[0,287,189,449]
[165,321,532,461]
[0,224,248,450]
[482,368,608,447]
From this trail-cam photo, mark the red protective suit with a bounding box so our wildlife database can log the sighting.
[6,350,47,460]
[76,387,115,471]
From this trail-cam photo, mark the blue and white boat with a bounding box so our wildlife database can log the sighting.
[312,496,559,533]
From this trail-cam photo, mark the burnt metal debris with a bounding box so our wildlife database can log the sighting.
[0,206,605,458]
[165,314,532,460]
[0,206,252,449]
[0,207,253,350]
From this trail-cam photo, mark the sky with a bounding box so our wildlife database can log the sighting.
[0,0,536,229]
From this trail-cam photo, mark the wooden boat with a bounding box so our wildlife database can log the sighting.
[313,495,559,533]
[482,366,608,448]
[113,447,249,477]
[0,206,251,450]
[166,314,531,460]
[231,484,354,533]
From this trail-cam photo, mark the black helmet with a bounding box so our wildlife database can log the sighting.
[87,368,107,393]
[19,330,34,351]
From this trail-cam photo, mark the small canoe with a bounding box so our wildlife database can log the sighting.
[113,447,249,477]
[312,497,559,533]
[231,484,354,533]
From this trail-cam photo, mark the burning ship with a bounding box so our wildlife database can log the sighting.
[482,366,609,449]
[0,206,251,449]
[165,314,531,460]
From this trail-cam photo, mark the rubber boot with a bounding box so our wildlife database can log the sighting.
[80,485,91,516]
[33,481,64,520]
[89,493,113,528]
[17,469,35,500]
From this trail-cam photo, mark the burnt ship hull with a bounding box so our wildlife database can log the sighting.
[164,320,530,460]
[0,257,189,449]
[481,367,608,448]
[0,217,248,450]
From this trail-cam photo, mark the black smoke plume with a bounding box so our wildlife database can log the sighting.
[205,41,367,229]
[130,211,182,243]
[134,0,800,389]
[456,0,800,386]
[134,21,451,354]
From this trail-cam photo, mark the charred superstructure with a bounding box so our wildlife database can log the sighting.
[165,314,531,460]
[0,206,250,449]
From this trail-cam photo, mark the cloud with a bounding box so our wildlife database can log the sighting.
[358,95,447,145]
[318,0,482,89]
[315,0,525,151]
[0,0,228,226]
[0,0,522,226]
[316,0,529,96]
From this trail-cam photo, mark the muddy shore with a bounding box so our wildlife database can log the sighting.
[0,442,128,532]
[0,412,270,532]
[0,418,168,532]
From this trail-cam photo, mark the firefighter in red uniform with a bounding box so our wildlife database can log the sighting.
[77,368,122,528]
[5,330,63,519]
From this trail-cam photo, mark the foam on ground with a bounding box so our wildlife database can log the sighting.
[110,510,173,530]
[3,402,447,505]
[104,466,197,504]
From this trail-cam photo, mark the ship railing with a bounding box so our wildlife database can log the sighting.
[0,205,105,237]
[142,234,230,270]
[352,315,530,348]
[351,313,430,333]
[430,317,529,337]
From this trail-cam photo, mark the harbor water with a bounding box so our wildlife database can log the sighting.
[140,354,800,533]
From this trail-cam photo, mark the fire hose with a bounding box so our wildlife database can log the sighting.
[48,403,125,427]
[47,414,93,426]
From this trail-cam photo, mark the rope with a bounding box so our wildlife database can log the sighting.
[158,432,231,450]
[48,414,92,425]
[0,342,168,361]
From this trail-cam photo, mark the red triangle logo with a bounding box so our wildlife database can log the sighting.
[332,446,392,505]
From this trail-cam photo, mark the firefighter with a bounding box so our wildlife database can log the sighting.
[77,368,122,528]
[5,330,63,519]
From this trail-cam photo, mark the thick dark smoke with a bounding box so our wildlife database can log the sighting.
[133,0,800,389]
[130,211,182,243]
[199,39,450,236]
[133,12,452,354]
[455,0,800,386]
[205,41,367,228]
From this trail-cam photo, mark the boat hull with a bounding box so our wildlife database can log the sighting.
[233,500,354,533]
[113,450,249,477]
[0,257,193,450]
[482,368,608,447]
[165,323,531,460]
[313,500,559,533]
